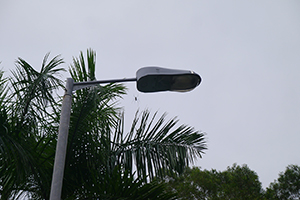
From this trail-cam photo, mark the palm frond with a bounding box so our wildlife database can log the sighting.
[62,49,127,197]
[111,110,207,180]
[0,54,65,199]
[10,54,65,126]
[0,69,7,106]
[65,166,176,200]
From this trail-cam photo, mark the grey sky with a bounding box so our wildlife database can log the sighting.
[1,0,300,188]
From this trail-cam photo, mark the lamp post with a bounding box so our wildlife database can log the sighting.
[49,66,201,200]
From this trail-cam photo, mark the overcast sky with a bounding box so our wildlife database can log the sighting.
[1,0,300,188]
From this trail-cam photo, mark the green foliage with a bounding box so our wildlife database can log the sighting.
[265,165,300,200]
[219,164,263,199]
[67,166,176,200]
[0,54,65,199]
[62,49,128,198]
[165,164,264,200]
[111,110,207,181]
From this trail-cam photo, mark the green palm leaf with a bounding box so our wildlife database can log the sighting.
[0,54,65,199]
[111,110,207,180]
[62,49,127,198]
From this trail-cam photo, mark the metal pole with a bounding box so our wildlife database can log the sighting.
[50,78,74,200]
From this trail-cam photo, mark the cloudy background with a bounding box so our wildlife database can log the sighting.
[1,0,300,188]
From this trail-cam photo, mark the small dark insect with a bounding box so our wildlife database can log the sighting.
[132,94,139,105]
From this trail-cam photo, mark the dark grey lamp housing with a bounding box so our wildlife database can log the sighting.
[136,67,201,93]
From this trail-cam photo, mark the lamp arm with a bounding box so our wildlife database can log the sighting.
[73,78,137,91]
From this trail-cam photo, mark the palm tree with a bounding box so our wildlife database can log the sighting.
[0,49,207,199]
[0,54,65,199]
[61,49,206,199]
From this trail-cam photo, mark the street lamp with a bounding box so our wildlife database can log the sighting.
[49,66,201,200]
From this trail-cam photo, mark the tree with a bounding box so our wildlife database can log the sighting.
[0,54,65,199]
[165,167,219,199]
[165,164,264,200]
[0,49,207,199]
[219,164,263,199]
[61,49,207,199]
[265,165,300,200]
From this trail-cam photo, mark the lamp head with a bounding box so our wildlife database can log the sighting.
[136,67,201,93]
